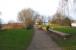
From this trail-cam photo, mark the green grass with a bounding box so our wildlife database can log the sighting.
[52,27,76,49]
[53,27,76,35]
[0,29,34,50]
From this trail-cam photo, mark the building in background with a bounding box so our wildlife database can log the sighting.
[2,23,24,29]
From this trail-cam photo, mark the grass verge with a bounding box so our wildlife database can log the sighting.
[0,29,34,50]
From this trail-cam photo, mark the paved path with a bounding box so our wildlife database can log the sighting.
[27,28,63,50]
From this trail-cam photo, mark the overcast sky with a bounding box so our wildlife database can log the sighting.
[0,0,60,23]
[0,0,76,24]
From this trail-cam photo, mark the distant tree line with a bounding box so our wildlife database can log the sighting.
[49,13,71,26]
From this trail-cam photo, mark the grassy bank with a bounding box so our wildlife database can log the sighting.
[52,27,76,50]
[0,29,33,50]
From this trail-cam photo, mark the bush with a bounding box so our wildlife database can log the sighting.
[26,25,33,29]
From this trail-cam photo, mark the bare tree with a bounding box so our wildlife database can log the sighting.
[0,18,2,30]
[18,8,38,29]
[0,12,2,30]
